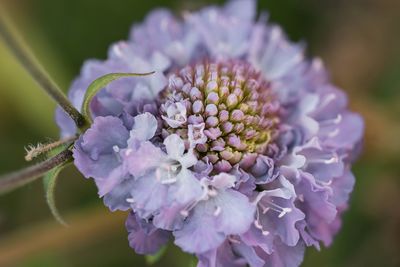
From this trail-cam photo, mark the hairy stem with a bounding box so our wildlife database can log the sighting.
[0,15,88,131]
[0,149,73,195]
[25,136,77,161]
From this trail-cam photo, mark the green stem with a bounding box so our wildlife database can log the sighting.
[0,149,73,195]
[0,15,88,131]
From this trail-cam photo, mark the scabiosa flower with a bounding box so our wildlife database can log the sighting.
[58,0,364,266]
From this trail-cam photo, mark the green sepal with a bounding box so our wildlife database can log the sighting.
[145,245,167,265]
[43,159,72,226]
[81,72,155,127]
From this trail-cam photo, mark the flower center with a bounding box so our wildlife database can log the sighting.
[158,60,281,172]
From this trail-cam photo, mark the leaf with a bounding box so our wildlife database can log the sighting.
[81,72,155,124]
[145,245,168,265]
[43,161,72,226]
[188,257,198,267]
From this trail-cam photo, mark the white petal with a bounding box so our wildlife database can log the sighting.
[164,134,185,159]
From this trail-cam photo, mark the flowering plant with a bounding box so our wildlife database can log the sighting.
[0,1,364,266]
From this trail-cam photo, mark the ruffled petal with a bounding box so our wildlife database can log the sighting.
[174,203,225,253]
[153,203,186,231]
[187,0,256,58]
[130,9,200,66]
[130,171,169,218]
[253,176,305,248]
[128,112,158,143]
[124,141,165,178]
[104,42,169,104]
[214,189,255,235]
[262,240,305,267]
[241,223,275,254]
[233,241,265,267]
[103,176,135,211]
[126,212,170,255]
[197,241,247,267]
[73,116,129,194]
[258,194,305,246]
[318,111,364,152]
[250,155,279,184]
[311,84,348,121]
[330,168,355,207]
[295,172,337,245]
[168,169,203,205]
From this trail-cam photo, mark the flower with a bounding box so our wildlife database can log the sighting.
[60,0,364,266]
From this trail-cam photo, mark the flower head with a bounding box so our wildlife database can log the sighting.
[158,60,281,174]
[61,0,364,266]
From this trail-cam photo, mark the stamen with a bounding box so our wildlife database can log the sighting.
[113,145,122,162]
[161,177,178,184]
[262,230,270,236]
[259,203,270,214]
[324,156,339,164]
[180,210,189,217]
[327,128,340,137]
[228,236,241,244]
[126,198,135,203]
[319,114,342,126]
[125,149,133,156]
[213,206,222,216]
[319,93,336,109]
[265,200,292,218]
[307,155,338,165]
[254,208,270,236]
[184,200,201,214]
[155,162,181,184]
[207,188,218,197]
[278,207,292,218]
[254,220,263,230]
[316,179,333,186]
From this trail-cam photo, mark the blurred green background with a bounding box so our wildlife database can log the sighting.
[0,0,399,266]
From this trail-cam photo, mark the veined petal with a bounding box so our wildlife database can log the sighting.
[130,171,169,218]
[73,116,129,194]
[129,112,158,143]
[174,203,225,254]
[262,240,305,267]
[103,176,135,211]
[168,169,203,205]
[124,141,165,178]
[174,175,255,254]
[126,212,170,255]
